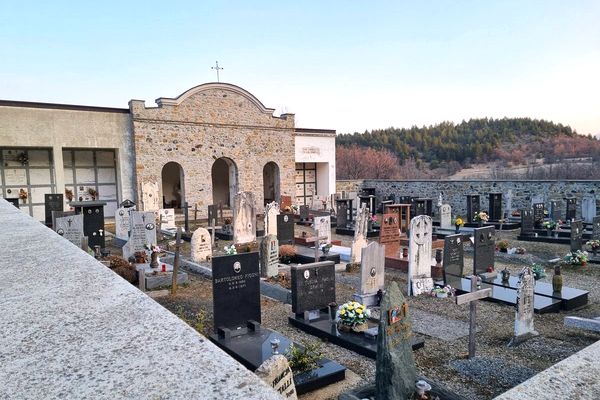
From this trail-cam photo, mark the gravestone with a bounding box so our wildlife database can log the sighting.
[233,191,256,245]
[592,216,600,240]
[51,210,75,231]
[255,355,298,400]
[353,242,385,306]
[207,204,217,225]
[141,181,160,211]
[71,201,106,249]
[505,189,513,215]
[443,234,466,289]
[489,193,502,220]
[413,198,426,217]
[440,204,452,229]
[115,206,133,241]
[190,227,212,263]
[408,215,433,295]
[212,252,261,331]
[473,226,495,275]
[265,202,279,237]
[509,266,538,346]
[533,203,545,228]
[158,208,176,229]
[375,281,416,400]
[5,198,19,208]
[314,215,331,244]
[44,193,64,226]
[359,195,376,216]
[565,198,577,221]
[351,204,369,264]
[582,196,596,224]
[570,220,583,252]
[280,195,292,211]
[549,200,561,221]
[380,213,400,256]
[277,213,294,245]
[299,205,309,221]
[336,199,349,229]
[54,214,84,247]
[260,235,279,278]
[466,194,480,223]
[520,209,534,236]
[290,261,336,315]
[123,211,157,259]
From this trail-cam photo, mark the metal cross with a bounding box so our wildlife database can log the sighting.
[211,61,223,82]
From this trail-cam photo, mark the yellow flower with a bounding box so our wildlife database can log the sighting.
[357,309,363,314]
[347,305,354,310]
[340,310,346,315]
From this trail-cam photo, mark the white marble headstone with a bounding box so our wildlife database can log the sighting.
[440,204,452,229]
[408,215,433,296]
[141,181,160,212]
[123,211,157,259]
[158,208,176,229]
[265,202,279,237]
[511,266,538,345]
[506,189,513,214]
[314,215,331,244]
[260,234,279,278]
[582,196,596,224]
[233,191,256,244]
[115,206,133,240]
[54,214,84,247]
[191,227,211,262]
[359,242,385,295]
[351,204,369,263]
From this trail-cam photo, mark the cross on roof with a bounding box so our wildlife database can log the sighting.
[211,61,223,82]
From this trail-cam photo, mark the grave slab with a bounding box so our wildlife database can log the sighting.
[412,309,479,341]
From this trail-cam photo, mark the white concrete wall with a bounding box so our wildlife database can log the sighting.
[295,133,336,196]
[0,105,135,211]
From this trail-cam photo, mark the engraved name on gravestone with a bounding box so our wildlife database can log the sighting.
[141,181,160,211]
[191,227,212,262]
[255,355,298,400]
[291,261,336,314]
[124,211,157,258]
[314,215,331,244]
[233,191,256,245]
[565,198,577,221]
[54,214,84,247]
[336,200,349,229]
[582,196,596,224]
[489,193,502,220]
[212,252,261,331]
[375,281,416,400]
[265,202,279,237]
[408,215,433,295]
[159,208,176,229]
[592,216,600,241]
[380,213,400,256]
[571,220,583,252]
[260,234,279,278]
[44,193,64,226]
[466,194,480,223]
[520,209,534,236]
[115,206,132,240]
[440,204,452,229]
[510,266,538,346]
[351,204,369,264]
[443,234,466,290]
[277,213,294,245]
[473,226,495,275]
[533,203,545,227]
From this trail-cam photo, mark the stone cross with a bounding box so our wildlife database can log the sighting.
[211,60,223,82]
[455,276,491,358]
[509,266,538,346]
[171,227,182,294]
[351,203,369,264]
[408,215,432,295]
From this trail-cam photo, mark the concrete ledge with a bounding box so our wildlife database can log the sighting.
[0,199,281,399]
[493,340,600,399]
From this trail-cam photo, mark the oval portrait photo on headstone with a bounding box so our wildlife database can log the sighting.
[119,210,124,216]
[370,267,376,277]
[145,223,155,230]
[57,229,65,236]
[284,215,288,222]
[233,261,242,273]
[304,270,310,280]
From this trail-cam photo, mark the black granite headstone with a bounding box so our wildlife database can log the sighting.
[336,200,349,228]
[489,193,502,221]
[565,198,577,221]
[533,203,545,228]
[423,198,433,217]
[550,200,561,221]
[520,209,534,236]
[291,261,336,314]
[592,216,600,241]
[473,226,495,275]
[276,213,294,245]
[212,252,261,331]
[71,200,106,248]
[413,199,426,217]
[570,220,583,252]
[443,234,465,289]
[398,196,411,205]
[44,193,63,226]
[299,205,309,221]
[467,194,480,223]
[207,205,217,225]
[5,198,19,208]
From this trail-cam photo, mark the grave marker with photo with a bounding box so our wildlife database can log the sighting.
[473,226,495,275]
[54,214,84,248]
[443,234,466,290]
[353,242,385,306]
[277,213,294,245]
[408,215,433,295]
[570,220,583,252]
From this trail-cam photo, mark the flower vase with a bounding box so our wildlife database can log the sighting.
[478,220,483,227]
[547,229,552,237]
[150,251,159,268]
[455,225,460,234]
[593,248,598,257]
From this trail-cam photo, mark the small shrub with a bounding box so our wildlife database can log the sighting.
[497,240,509,250]
[285,341,322,374]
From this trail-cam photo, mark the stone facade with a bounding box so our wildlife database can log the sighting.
[129,83,296,218]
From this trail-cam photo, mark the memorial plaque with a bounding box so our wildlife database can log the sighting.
[212,252,261,331]
[260,235,279,278]
[533,203,545,227]
[570,220,583,252]
[510,266,538,345]
[592,216,600,241]
[443,234,466,289]
[5,198,19,208]
[51,210,75,231]
[473,226,495,275]
[314,215,331,244]
[489,193,502,220]
[54,214,84,247]
[233,191,256,244]
[466,194,480,223]
[277,213,294,245]
[408,215,432,295]
[191,227,212,262]
[520,209,534,236]
[158,208,176,229]
[440,204,452,229]
[115,206,132,240]
[380,213,400,256]
[265,202,279,237]
[411,277,434,296]
[44,193,63,226]
[291,261,335,314]
[336,200,349,229]
[299,205,309,221]
[565,198,577,221]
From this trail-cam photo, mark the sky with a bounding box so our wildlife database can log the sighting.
[1,1,599,135]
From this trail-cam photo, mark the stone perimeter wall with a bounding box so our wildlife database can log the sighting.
[130,84,296,217]
[338,179,600,220]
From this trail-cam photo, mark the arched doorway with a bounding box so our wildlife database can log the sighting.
[263,161,280,206]
[212,157,238,207]
[161,162,185,209]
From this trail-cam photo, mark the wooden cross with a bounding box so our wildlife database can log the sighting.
[211,61,223,82]
[182,201,191,232]
[193,204,198,221]
[171,227,183,295]
[304,235,329,262]
[455,275,491,358]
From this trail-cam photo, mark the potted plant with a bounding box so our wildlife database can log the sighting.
[453,216,464,233]
[564,250,589,267]
[542,220,557,237]
[473,211,489,227]
[279,244,296,264]
[497,240,509,253]
[586,240,600,257]
[531,263,546,280]
[337,301,371,332]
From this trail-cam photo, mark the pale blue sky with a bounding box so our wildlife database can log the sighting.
[1,1,598,134]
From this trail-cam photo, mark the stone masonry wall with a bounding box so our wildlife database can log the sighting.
[359,179,600,220]
[130,84,295,217]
